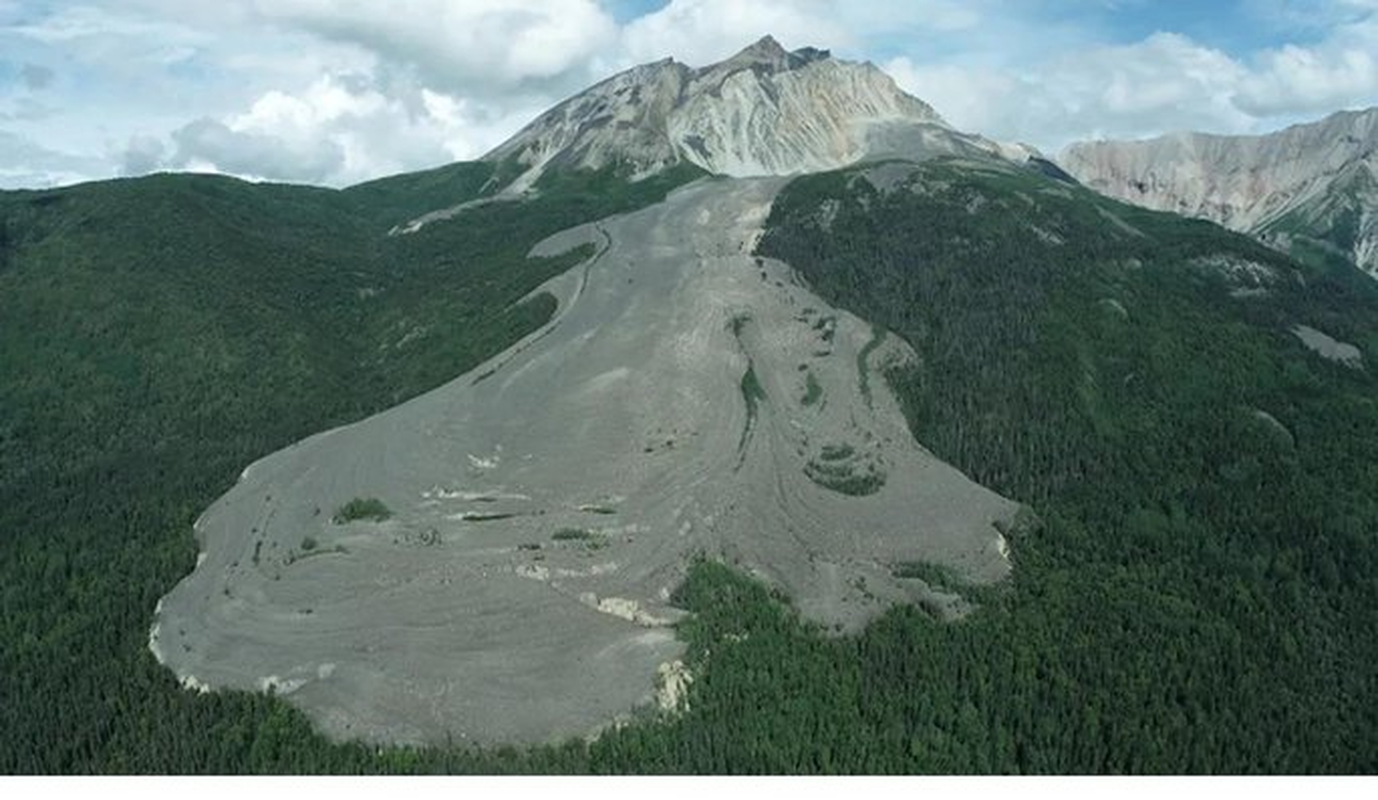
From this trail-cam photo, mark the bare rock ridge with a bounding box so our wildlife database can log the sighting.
[485,35,1029,186]
[1060,108,1378,278]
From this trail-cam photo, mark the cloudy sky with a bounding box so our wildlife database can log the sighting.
[3,0,1378,188]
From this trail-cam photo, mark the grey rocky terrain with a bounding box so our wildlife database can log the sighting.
[1061,108,1378,277]
[486,35,1034,188]
[151,175,1020,746]
[148,34,1032,748]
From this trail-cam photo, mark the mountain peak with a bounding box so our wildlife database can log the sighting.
[737,34,787,61]
[484,40,1013,186]
[708,35,832,76]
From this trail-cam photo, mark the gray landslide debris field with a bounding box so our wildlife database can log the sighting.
[151,176,1021,746]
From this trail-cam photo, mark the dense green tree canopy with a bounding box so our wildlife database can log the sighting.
[2,157,1375,773]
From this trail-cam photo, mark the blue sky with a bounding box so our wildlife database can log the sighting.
[3,0,1378,188]
[610,0,1296,47]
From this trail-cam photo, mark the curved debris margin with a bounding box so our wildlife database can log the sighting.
[152,176,1020,746]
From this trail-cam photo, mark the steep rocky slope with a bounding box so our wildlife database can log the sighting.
[1060,108,1378,277]
[485,35,1028,187]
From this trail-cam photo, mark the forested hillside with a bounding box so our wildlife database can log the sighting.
[3,155,1376,773]
[750,159,1378,771]
[0,162,703,772]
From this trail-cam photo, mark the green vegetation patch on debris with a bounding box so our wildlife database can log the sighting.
[332,497,392,524]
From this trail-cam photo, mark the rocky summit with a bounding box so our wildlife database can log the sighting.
[485,35,1030,187]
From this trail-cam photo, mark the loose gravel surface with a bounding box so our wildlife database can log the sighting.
[152,177,1020,746]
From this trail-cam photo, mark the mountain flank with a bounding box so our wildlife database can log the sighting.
[1061,108,1378,278]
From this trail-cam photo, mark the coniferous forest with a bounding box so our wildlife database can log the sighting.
[3,157,1377,772]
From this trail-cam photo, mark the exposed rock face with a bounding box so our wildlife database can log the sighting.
[1293,324,1364,369]
[1060,109,1378,277]
[485,35,1020,185]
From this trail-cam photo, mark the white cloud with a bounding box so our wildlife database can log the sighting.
[883,61,1023,133]
[0,129,107,189]
[887,33,1255,150]
[54,0,630,186]
[135,72,545,185]
[250,0,620,93]
[7,0,1378,188]
[891,18,1378,153]
[167,117,346,183]
[120,134,165,176]
[1235,17,1378,116]
[619,0,852,67]
[618,0,984,69]
[9,4,204,43]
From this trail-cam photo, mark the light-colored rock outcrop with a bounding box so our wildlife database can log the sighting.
[1293,324,1364,368]
[485,35,1023,185]
[1060,109,1378,277]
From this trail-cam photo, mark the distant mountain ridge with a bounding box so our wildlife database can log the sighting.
[484,35,1034,188]
[1060,108,1378,278]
